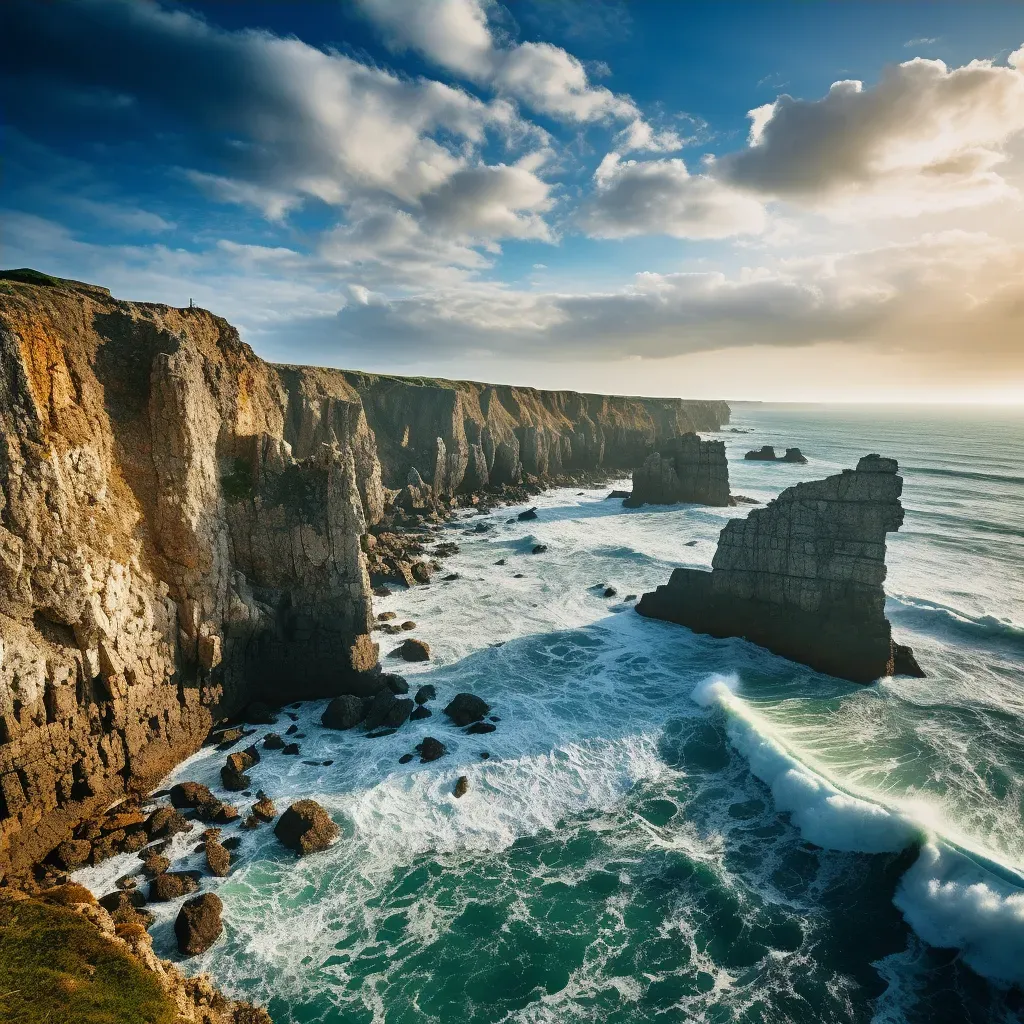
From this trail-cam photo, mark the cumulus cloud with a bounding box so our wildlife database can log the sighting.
[2,0,544,229]
[355,0,678,148]
[582,153,766,239]
[718,50,1024,216]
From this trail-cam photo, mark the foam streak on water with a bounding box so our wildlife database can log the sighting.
[77,404,1024,1024]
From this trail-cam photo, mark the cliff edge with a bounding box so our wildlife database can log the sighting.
[636,455,925,683]
[0,271,729,878]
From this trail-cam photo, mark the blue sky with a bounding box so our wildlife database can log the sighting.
[3,1,1024,401]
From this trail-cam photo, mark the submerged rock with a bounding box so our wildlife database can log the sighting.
[531,544,548,554]
[274,800,340,855]
[637,455,926,683]
[175,892,224,956]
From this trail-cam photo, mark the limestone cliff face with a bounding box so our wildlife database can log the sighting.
[0,275,729,877]
[637,455,925,683]
[335,369,729,499]
[624,433,730,507]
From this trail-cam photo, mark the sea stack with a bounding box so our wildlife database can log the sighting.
[636,455,924,683]
[624,433,730,507]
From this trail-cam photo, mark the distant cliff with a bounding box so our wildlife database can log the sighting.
[637,455,924,683]
[0,271,729,877]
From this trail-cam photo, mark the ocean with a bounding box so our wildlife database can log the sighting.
[77,403,1024,1024]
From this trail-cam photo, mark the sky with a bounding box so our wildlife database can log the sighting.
[3,1,1024,403]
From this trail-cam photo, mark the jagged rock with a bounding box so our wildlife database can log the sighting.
[783,447,808,463]
[384,672,410,693]
[175,892,223,956]
[602,587,617,598]
[282,742,300,755]
[321,694,366,730]
[414,684,436,705]
[53,839,91,871]
[453,776,469,798]
[531,544,548,554]
[518,507,539,520]
[744,445,778,460]
[416,737,447,762]
[495,558,507,565]
[274,800,339,855]
[140,851,170,877]
[410,706,432,720]
[149,871,200,902]
[204,837,231,877]
[263,732,285,749]
[362,690,414,731]
[637,455,927,684]
[624,434,730,507]
[221,765,251,791]
[145,807,192,840]
[0,274,727,881]
[251,792,276,822]
[397,638,431,662]
[443,693,490,726]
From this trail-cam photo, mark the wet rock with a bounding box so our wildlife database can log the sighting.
[175,892,223,956]
[624,594,637,602]
[531,544,548,554]
[211,802,240,825]
[782,447,808,463]
[443,692,490,726]
[245,702,278,725]
[221,765,251,791]
[398,753,414,764]
[377,611,397,621]
[222,836,242,851]
[252,793,276,822]
[362,690,414,731]
[602,586,617,598]
[513,573,526,578]
[442,573,460,582]
[384,672,410,694]
[453,776,469,798]
[400,621,417,631]
[744,445,778,461]
[607,489,630,499]
[518,507,538,520]
[205,838,231,877]
[286,724,299,735]
[479,752,490,759]
[170,782,215,811]
[145,807,192,840]
[282,743,300,756]
[415,684,436,705]
[411,562,432,584]
[466,722,496,735]
[140,851,170,877]
[263,732,285,749]
[149,870,201,902]
[397,638,431,662]
[321,694,366,730]
[416,737,447,763]
[410,706,432,721]
[274,800,340,855]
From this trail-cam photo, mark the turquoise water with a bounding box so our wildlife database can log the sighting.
[79,404,1024,1023]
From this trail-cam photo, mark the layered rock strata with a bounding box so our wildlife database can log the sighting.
[623,433,730,507]
[637,455,925,683]
[0,272,729,879]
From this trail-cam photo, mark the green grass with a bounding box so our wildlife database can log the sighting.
[0,893,177,1024]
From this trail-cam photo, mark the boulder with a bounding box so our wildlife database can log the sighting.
[453,776,469,798]
[443,693,490,726]
[321,694,366,730]
[170,781,215,811]
[140,851,170,877]
[383,672,410,694]
[416,737,447,763]
[274,800,340,855]
[251,792,276,822]
[362,690,414,731]
[397,638,430,662]
[410,706,432,721]
[531,544,548,554]
[282,743,300,756]
[221,765,251,791]
[205,838,231,877]
[145,807,192,840]
[602,586,617,598]
[466,722,496,735]
[149,871,200,902]
[263,732,285,749]
[518,507,539,520]
[175,893,224,956]
[415,684,436,705]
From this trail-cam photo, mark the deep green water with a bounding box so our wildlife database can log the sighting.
[81,404,1024,1023]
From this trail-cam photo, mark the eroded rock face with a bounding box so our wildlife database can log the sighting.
[637,456,925,683]
[0,274,728,881]
[174,891,223,956]
[624,434,730,507]
[274,799,339,855]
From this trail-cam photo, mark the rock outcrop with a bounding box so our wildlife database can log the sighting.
[0,271,727,880]
[744,445,807,463]
[623,433,730,507]
[637,456,925,683]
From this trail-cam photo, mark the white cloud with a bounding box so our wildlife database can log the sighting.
[355,0,675,149]
[719,50,1024,216]
[582,153,766,239]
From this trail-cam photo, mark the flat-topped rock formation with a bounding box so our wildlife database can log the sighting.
[744,445,807,463]
[637,455,924,683]
[624,433,731,507]
[0,270,729,879]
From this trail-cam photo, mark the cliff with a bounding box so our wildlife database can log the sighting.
[0,271,729,878]
[623,432,731,507]
[636,455,925,683]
